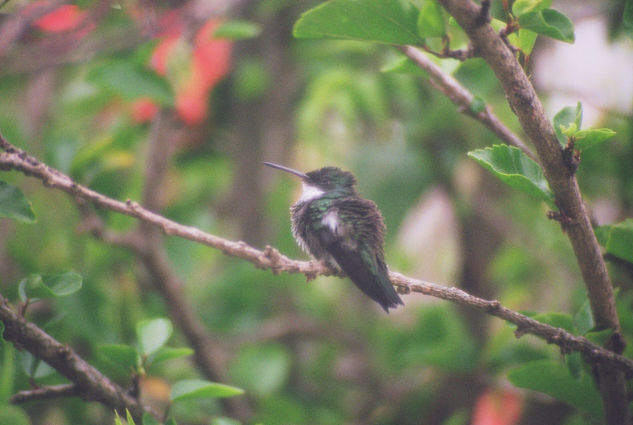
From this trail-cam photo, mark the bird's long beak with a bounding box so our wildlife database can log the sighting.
[263,162,308,179]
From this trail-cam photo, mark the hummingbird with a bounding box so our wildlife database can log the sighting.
[264,162,404,312]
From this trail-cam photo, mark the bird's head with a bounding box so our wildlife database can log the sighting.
[264,162,357,201]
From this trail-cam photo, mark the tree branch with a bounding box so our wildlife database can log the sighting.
[11,384,82,404]
[390,272,633,374]
[1,135,632,379]
[435,1,627,422]
[0,294,157,421]
[399,45,537,160]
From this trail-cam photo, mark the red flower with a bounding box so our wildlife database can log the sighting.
[35,4,84,33]
[472,388,523,425]
[193,20,232,91]
[150,34,180,77]
[149,16,232,124]
[175,87,209,125]
[131,98,159,123]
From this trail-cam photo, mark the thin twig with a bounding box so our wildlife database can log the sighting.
[11,384,82,404]
[419,42,476,61]
[400,45,536,160]
[1,136,632,377]
[390,272,633,375]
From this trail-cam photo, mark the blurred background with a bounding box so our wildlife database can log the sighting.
[0,0,632,424]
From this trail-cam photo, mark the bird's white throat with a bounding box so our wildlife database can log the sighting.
[299,183,324,202]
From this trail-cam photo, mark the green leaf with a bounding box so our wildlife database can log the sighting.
[606,219,633,264]
[18,275,47,301]
[137,318,173,357]
[506,28,538,56]
[573,128,616,151]
[574,299,594,336]
[467,145,555,208]
[565,351,583,380]
[230,344,291,396]
[99,344,139,371]
[517,29,538,54]
[441,410,468,425]
[585,328,614,346]
[615,292,633,358]
[400,305,478,372]
[126,409,136,425]
[0,340,15,399]
[518,9,575,43]
[508,360,602,417]
[417,0,445,38]
[234,59,271,101]
[210,418,242,425]
[88,61,172,104]
[469,97,486,115]
[512,0,552,17]
[0,181,36,223]
[624,0,633,39]
[0,405,31,425]
[69,125,141,179]
[148,347,194,367]
[214,20,261,39]
[142,413,160,425]
[532,312,575,333]
[114,411,124,425]
[560,122,578,138]
[553,103,582,145]
[20,351,55,379]
[293,0,423,45]
[170,379,244,402]
[594,224,611,247]
[18,272,83,302]
[43,272,83,297]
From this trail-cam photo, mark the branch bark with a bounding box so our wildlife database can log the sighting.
[435,1,627,422]
[0,295,157,421]
[11,384,82,404]
[2,135,632,379]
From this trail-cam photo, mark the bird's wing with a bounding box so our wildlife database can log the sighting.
[316,202,403,312]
